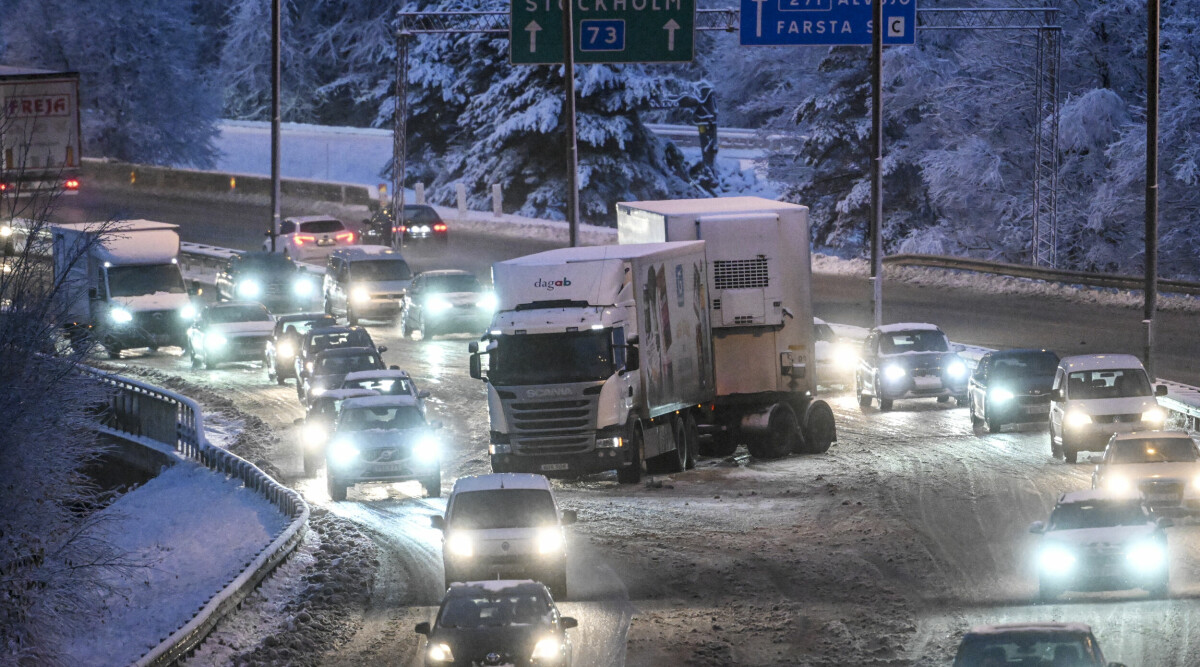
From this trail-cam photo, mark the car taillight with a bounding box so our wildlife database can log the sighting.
[335,231,354,242]
[433,223,447,232]
[294,234,317,245]
[64,179,80,190]
[393,225,407,234]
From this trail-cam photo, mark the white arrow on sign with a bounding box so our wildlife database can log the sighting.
[752,0,767,37]
[663,19,681,51]
[526,20,542,53]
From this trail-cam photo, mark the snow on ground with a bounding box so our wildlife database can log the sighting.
[57,462,288,667]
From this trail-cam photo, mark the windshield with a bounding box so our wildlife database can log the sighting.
[425,274,482,293]
[338,405,424,431]
[449,489,558,529]
[954,634,1094,667]
[1067,369,1151,399]
[1049,501,1148,530]
[490,331,615,386]
[306,330,373,353]
[437,590,551,629]
[350,260,412,282]
[298,219,344,234]
[342,377,415,396]
[1111,438,1198,464]
[991,352,1059,378]
[880,330,949,354]
[401,206,441,224]
[315,353,382,375]
[107,264,186,297]
[237,254,295,273]
[208,304,271,323]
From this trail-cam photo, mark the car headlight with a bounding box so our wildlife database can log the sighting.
[302,422,327,449]
[531,637,563,660]
[989,388,1014,403]
[1193,475,1200,491]
[0,225,11,238]
[237,280,261,298]
[883,364,906,381]
[832,343,859,369]
[1038,544,1077,575]
[1126,541,1166,571]
[292,278,314,296]
[426,642,455,663]
[327,439,360,466]
[945,359,967,379]
[205,333,228,350]
[536,526,564,555]
[1142,407,1166,425]
[310,387,326,398]
[277,341,294,358]
[413,436,440,465]
[596,436,623,448]
[446,532,473,558]
[179,303,196,320]
[1065,411,1093,428]
[351,286,371,304]
[475,293,498,311]
[1105,475,1134,495]
[110,307,133,324]
[426,296,453,313]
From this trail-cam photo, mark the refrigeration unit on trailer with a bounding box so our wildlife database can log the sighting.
[617,196,836,460]
[470,242,714,483]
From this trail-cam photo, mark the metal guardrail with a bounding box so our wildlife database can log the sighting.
[80,366,309,666]
[885,253,1200,296]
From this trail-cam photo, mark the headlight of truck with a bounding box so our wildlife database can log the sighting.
[204,333,228,350]
[292,278,314,296]
[1126,541,1166,571]
[989,388,1014,403]
[413,436,440,465]
[446,532,473,558]
[426,296,453,314]
[237,280,261,298]
[883,364,906,381]
[179,303,196,320]
[475,294,498,311]
[1065,411,1092,428]
[1038,544,1076,575]
[351,286,371,304]
[945,359,967,379]
[596,436,623,448]
[327,439,359,466]
[531,637,563,660]
[302,422,327,449]
[536,526,564,555]
[110,307,133,324]
[426,642,455,663]
[1142,407,1166,425]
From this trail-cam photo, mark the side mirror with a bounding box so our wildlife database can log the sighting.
[88,287,98,299]
[468,341,479,354]
[1157,517,1175,529]
[560,617,578,629]
[377,345,388,354]
[625,346,640,373]
[414,622,430,636]
[1156,384,1169,397]
[469,352,482,380]
[1029,521,1045,534]
[293,417,305,425]
[430,515,445,531]
[561,509,577,525]
[418,390,431,399]
[1051,387,1065,402]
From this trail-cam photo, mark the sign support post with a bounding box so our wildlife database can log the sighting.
[562,0,581,247]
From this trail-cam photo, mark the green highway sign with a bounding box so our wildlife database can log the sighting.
[511,0,695,64]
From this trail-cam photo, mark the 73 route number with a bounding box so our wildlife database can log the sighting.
[580,19,626,51]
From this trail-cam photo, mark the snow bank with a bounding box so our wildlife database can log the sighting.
[58,463,288,666]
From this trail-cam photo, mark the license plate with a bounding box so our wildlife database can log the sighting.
[540,463,569,472]
[1024,405,1048,414]
[913,376,941,389]
[317,238,335,246]
[372,462,405,473]
[1146,493,1177,502]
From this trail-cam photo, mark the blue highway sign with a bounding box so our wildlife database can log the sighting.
[739,0,916,46]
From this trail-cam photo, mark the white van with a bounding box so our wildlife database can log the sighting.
[432,474,576,599]
[1049,354,1168,463]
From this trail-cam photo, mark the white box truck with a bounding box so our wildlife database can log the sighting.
[1,66,82,197]
[51,220,197,357]
[615,196,835,462]
[469,242,715,482]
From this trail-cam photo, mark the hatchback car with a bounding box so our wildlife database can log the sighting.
[856,323,969,411]
[1049,354,1169,463]
[400,270,495,340]
[263,216,356,262]
[1091,430,1200,514]
[362,204,449,245]
[325,394,443,500]
[264,313,335,385]
[967,348,1059,433]
[953,622,1124,667]
[415,580,576,667]
[186,302,275,370]
[1030,490,1170,601]
[215,251,320,311]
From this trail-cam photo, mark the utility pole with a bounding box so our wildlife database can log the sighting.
[389,31,411,250]
[1144,0,1160,378]
[269,0,282,252]
[561,0,581,247]
[869,0,884,328]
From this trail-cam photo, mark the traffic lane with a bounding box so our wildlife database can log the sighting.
[813,271,1200,386]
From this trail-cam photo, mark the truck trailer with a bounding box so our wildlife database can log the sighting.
[0,66,81,198]
[51,220,196,357]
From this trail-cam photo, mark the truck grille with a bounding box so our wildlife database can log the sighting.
[713,258,769,290]
[1092,413,1142,424]
[133,310,179,336]
[506,397,596,455]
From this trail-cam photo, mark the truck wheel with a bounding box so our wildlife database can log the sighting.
[422,469,442,498]
[666,417,687,473]
[328,477,348,502]
[683,413,699,470]
[799,401,835,454]
[749,405,798,460]
[616,428,645,484]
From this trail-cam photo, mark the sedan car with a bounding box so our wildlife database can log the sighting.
[263,216,356,262]
[1030,490,1171,601]
[264,313,335,385]
[1091,430,1200,514]
[300,346,388,406]
[186,302,275,370]
[953,622,1124,667]
[297,387,377,477]
[400,270,495,340]
[967,348,1059,433]
[325,394,442,500]
[215,251,320,311]
[294,325,377,401]
[361,204,448,245]
[856,323,969,411]
[415,580,576,667]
